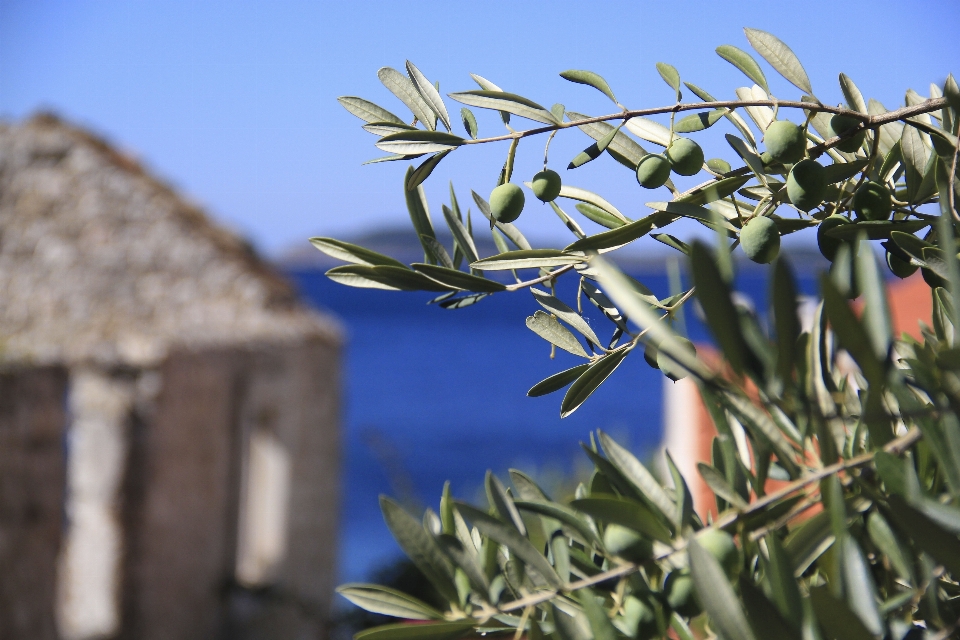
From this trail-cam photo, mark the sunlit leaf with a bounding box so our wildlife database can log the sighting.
[560,350,630,418]
[716,45,769,94]
[448,90,559,124]
[460,108,478,139]
[337,584,445,620]
[310,237,408,268]
[526,310,589,358]
[560,70,619,104]
[380,497,459,602]
[472,249,582,271]
[689,538,758,640]
[527,364,590,397]
[743,28,813,95]
[376,130,465,155]
[378,67,436,130]
[406,61,452,132]
[412,264,506,292]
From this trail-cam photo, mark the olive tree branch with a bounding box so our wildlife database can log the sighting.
[459,98,948,147]
[492,425,922,616]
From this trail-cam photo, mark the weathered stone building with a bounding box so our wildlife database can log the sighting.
[0,113,342,639]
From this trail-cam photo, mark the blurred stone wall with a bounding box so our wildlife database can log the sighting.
[0,114,343,639]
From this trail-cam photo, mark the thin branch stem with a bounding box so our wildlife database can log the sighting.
[493,425,922,615]
[504,264,576,291]
[460,98,948,147]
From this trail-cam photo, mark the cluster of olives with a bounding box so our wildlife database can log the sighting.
[489,168,563,223]
[635,137,705,189]
[604,526,741,623]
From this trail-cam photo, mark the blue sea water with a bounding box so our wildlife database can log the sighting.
[287,262,823,584]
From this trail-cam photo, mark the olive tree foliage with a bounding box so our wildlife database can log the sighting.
[320,27,960,640]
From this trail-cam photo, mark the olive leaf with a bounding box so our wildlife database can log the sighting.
[559,70,619,105]
[743,28,813,95]
[460,108,478,139]
[406,61,452,132]
[376,130,465,155]
[526,311,589,358]
[560,349,630,418]
[716,45,769,95]
[527,364,590,397]
[378,66,436,130]
[448,90,559,125]
[337,584,445,620]
[338,96,406,124]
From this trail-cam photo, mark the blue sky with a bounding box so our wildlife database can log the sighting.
[1,0,957,254]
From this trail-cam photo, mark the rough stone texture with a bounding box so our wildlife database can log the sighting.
[0,365,68,640]
[0,114,339,367]
[0,114,342,639]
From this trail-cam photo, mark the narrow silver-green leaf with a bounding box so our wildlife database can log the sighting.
[901,124,928,203]
[407,150,452,190]
[326,265,450,292]
[838,73,867,114]
[378,67,436,130]
[866,511,914,584]
[338,96,405,124]
[448,90,559,124]
[557,186,629,223]
[716,45,769,94]
[472,249,582,271]
[594,258,711,378]
[838,536,884,636]
[563,213,660,253]
[355,620,476,640]
[310,237,408,268]
[743,28,813,95]
[363,121,419,136]
[376,130,465,155]
[575,203,625,229]
[526,311,589,358]
[405,166,438,261]
[676,175,752,205]
[419,237,454,270]
[527,364,590,397]
[567,112,647,169]
[380,496,459,602]
[647,201,737,231]
[337,584,445,620]
[674,109,725,133]
[442,204,480,266]
[406,61,452,132]
[578,588,618,640]
[560,70,618,104]
[821,159,869,185]
[460,108,478,139]
[570,496,672,543]
[363,153,424,165]
[656,62,681,94]
[514,500,602,548]
[568,123,623,170]
[531,287,602,348]
[689,538,758,640]
[698,463,747,509]
[560,349,629,418]
[868,99,904,156]
[598,431,676,522]
[455,502,564,588]
[625,117,672,147]
[469,73,511,124]
[413,264,506,292]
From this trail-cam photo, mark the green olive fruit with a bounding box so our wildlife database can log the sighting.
[829,114,867,153]
[603,524,653,563]
[664,571,700,618]
[853,182,892,221]
[740,216,781,264]
[697,529,741,580]
[656,337,696,381]
[666,138,704,176]
[817,215,850,262]
[636,153,672,188]
[489,183,525,223]
[886,250,918,278]
[531,169,562,202]
[786,159,827,212]
[761,120,807,165]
